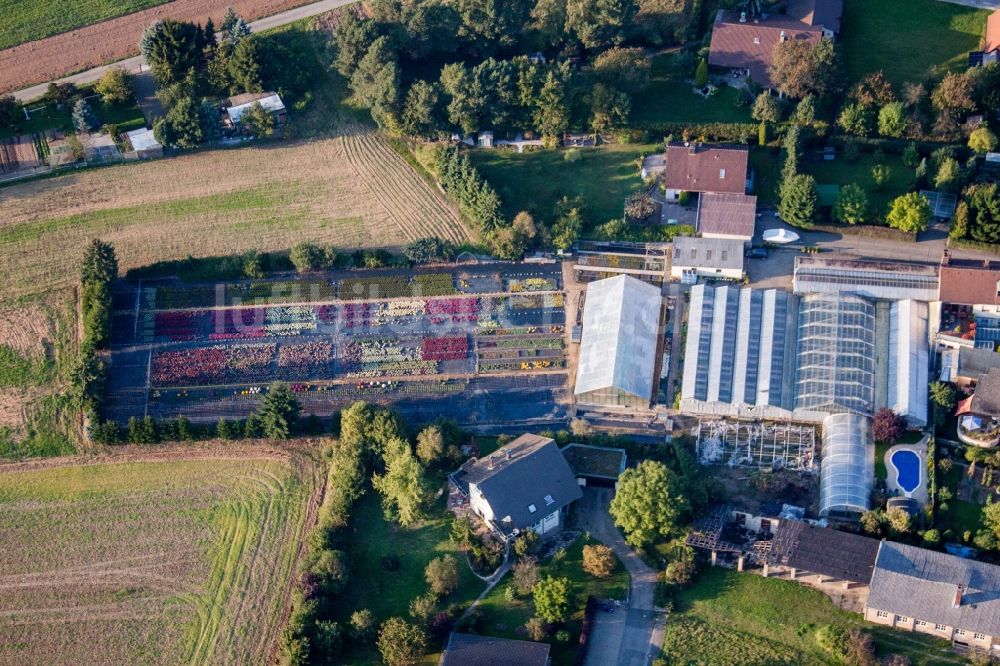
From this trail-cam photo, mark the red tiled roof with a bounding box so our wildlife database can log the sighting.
[708,10,823,88]
[697,192,757,238]
[939,258,1000,306]
[664,142,749,195]
[986,9,1000,53]
[786,0,844,34]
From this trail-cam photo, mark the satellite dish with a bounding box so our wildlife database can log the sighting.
[762,228,799,244]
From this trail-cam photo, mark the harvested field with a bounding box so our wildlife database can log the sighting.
[0,445,323,665]
[0,131,473,303]
[0,0,316,93]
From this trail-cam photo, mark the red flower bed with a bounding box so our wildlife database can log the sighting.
[425,297,478,325]
[153,310,207,341]
[421,336,468,361]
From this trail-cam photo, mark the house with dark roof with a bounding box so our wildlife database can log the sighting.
[956,367,1000,448]
[560,443,627,488]
[440,632,551,666]
[764,520,879,589]
[696,192,757,241]
[663,142,750,199]
[448,434,582,541]
[865,541,1000,653]
[707,0,843,89]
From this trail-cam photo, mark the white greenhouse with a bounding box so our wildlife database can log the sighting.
[819,413,874,516]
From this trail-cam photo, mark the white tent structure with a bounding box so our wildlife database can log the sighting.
[819,413,874,516]
[762,228,799,244]
[574,275,663,408]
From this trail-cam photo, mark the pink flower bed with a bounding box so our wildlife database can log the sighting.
[151,343,276,386]
[153,310,207,341]
[425,297,478,324]
[421,336,468,361]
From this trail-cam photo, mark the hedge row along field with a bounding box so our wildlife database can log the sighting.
[0,447,323,665]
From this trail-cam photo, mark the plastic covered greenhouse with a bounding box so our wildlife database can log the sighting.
[819,413,874,516]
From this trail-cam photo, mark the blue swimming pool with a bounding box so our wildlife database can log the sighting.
[891,450,921,494]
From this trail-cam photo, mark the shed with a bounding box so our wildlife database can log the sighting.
[125,127,162,159]
[560,443,627,488]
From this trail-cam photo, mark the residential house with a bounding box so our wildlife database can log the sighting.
[970,9,1000,66]
[708,0,844,89]
[663,142,750,199]
[696,192,758,242]
[448,434,582,541]
[440,632,551,666]
[765,520,879,590]
[956,367,1000,447]
[939,347,1000,388]
[939,252,1000,313]
[670,236,745,281]
[865,541,1000,653]
[224,92,287,128]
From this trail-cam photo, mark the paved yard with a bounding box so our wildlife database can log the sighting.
[573,488,666,666]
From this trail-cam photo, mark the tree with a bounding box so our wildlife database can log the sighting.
[512,556,540,595]
[934,157,961,192]
[534,70,570,144]
[794,95,816,125]
[770,38,843,99]
[238,101,274,138]
[81,239,119,285]
[216,418,235,440]
[931,72,976,115]
[409,592,438,623]
[376,618,427,666]
[844,628,877,666]
[851,71,895,107]
[154,96,203,148]
[332,11,378,78]
[95,67,135,105]
[401,80,440,137]
[752,93,781,123]
[593,47,651,94]
[290,242,327,273]
[589,83,630,134]
[902,142,921,168]
[694,58,708,88]
[885,507,912,535]
[221,8,252,45]
[313,620,343,660]
[350,37,400,129]
[415,425,445,465]
[439,63,484,134]
[964,183,1000,244]
[969,126,999,154]
[565,0,638,50]
[624,192,655,222]
[886,192,931,234]
[582,544,616,577]
[838,102,871,136]
[312,549,350,594]
[455,0,533,57]
[258,382,301,439]
[664,557,696,586]
[551,205,583,251]
[145,19,206,86]
[525,616,548,641]
[533,576,570,623]
[872,407,904,444]
[198,99,221,143]
[877,101,907,138]
[833,183,868,225]
[778,173,818,229]
[72,99,98,133]
[609,460,689,548]
[929,381,957,411]
[984,502,1000,542]
[350,609,376,642]
[513,529,540,560]
[425,555,459,596]
[0,95,21,130]
[372,446,430,526]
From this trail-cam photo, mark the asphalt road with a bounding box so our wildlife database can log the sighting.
[11,0,355,102]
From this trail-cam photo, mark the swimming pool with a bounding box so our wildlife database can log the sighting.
[891,450,921,494]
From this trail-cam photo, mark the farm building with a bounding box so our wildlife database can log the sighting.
[448,434,582,541]
[707,0,843,89]
[663,142,750,199]
[865,541,1000,652]
[765,519,879,585]
[819,412,874,516]
[793,255,940,302]
[670,237,745,281]
[441,632,550,666]
[696,192,757,242]
[574,274,663,408]
[560,443,627,488]
[224,92,286,127]
[681,286,929,426]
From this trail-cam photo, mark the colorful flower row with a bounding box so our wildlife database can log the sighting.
[421,336,468,361]
[277,341,335,368]
[508,277,558,292]
[151,343,276,386]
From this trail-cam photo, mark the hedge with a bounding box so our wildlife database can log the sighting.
[947,236,1000,256]
[645,122,760,144]
[813,222,917,242]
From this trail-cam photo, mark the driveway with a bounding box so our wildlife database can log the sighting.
[574,488,666,666]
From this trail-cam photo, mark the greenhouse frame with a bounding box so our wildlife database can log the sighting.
[819,413,874,516]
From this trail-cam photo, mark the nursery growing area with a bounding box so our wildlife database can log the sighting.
[103,264,570,428]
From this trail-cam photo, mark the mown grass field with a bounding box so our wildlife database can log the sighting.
[0,448,322,665]
[477,535,630,666]
[631,53,753,127]
[0,0,170,50]
[840,0,988,90]
[661,568,965,666]
[470,144,654,229]
[333,491,486,664]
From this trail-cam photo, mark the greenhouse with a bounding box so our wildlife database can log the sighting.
[819,413,874,516]
[794,293,877,416]
[574,275,663,408]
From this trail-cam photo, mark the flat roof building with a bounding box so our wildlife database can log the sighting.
[793,255,940,302]
[671,236,745,281]
[575,275,663,408]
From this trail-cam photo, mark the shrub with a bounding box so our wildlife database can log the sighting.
[533,576,570,623]
[409,592,438,623]
[350,609,376,642]
[377,617,427,666]
[872,408,905,444]
[95,67,135,105]
[886,192,931,234]
[525,616,548,641]
[582,544,616,578]
[425,555,459,596]
[513,557,540,595]
[815,624,847,657]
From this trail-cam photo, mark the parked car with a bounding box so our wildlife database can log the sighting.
[746,247,768,259]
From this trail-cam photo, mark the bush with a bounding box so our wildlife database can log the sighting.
[425,555,459,596]
[815,624,847,657]
[533,576,570,623]
[872,408,905,444]
[290,242,334,272]
[94,67,135,105]
[377,617,427,666]
[582,544,616,578]
[525,616,548,641]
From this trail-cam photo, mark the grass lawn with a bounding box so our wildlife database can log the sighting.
[749,147,782,206]
[333,491,486,665]
[631,53,753,127]
[840,0,988,90]
[476,534,630,666]
[802,152,915,221]
[876,441,890,481]
[0,0,171,50]
[662,568,965,665]
[0,97,146,140]
[948,499,984,537]
[470,144,654,228]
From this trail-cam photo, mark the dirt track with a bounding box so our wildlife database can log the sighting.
[0,0,315,94]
